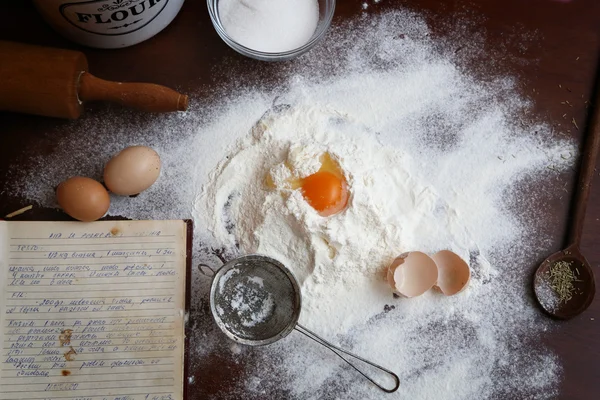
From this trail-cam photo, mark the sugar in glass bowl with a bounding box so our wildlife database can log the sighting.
[207,0,336,61]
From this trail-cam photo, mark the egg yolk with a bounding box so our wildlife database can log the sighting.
[266,152,350,216]
[301,171,349,216]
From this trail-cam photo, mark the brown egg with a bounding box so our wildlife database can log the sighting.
[104,146,161,196]
[56,177,110,222]
[387,252,438,298]
[432,250,471,296]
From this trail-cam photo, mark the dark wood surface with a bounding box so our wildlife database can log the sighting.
[1,1,600,399]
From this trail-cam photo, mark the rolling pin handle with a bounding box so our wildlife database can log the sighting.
[78,72,188,113]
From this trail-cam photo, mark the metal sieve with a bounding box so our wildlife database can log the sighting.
[209,255,301,346]
[200,254,400,393]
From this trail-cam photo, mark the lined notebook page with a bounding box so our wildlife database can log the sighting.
[0,220,187,400]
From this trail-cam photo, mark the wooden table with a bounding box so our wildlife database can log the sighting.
[1,1,599,399]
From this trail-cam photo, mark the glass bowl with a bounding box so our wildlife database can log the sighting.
[207,0,336,61]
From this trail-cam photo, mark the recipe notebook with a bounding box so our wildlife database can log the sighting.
[0,220,192,400]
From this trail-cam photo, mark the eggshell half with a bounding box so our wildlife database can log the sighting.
[432,250,471,296]
[104,146,161,196]
[56,176,110,222]
[387,252,438,298]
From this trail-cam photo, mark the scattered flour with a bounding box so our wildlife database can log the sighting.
[192,10,572,400]
[7,8,575,400]
[536,279,561,313]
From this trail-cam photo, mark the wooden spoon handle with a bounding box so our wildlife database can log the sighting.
[78,72,188,113]
[568,78,600,245]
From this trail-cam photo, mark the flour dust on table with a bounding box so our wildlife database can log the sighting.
[11,9,573,400]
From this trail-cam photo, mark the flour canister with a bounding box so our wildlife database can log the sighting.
[33,0,184,48]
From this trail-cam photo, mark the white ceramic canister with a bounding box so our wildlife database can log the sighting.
[33,0,184,48]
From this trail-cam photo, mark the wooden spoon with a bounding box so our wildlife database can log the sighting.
[533,83,599,319]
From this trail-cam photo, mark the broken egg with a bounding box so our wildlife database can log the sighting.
[56,176,110,222]
[387,252,438,298]
[432,250,471,296]
[301,170,349,217]
[267,152,349,217]
[103,145,161,196]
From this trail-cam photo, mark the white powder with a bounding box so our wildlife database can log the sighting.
[536,279,561,313]
[229,281,275,327]
[247,276,264,286]
[217,268,274,327]
[286,144,324,178]
[9,8,574,400]
[218,0,319,52]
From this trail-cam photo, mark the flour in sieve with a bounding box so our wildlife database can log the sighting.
[230,282,275,327]
[216,267,276,327]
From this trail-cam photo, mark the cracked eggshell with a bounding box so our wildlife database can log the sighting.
[387,252,438,298]
[432,250,471,296]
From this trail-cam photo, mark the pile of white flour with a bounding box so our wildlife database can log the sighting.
[198,105,511,336]
[10,8,574,400]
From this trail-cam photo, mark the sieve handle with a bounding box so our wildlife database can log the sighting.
[294,324,400,393]
[198,263,216,277]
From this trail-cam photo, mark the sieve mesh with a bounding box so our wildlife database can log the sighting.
[209,255,301,345]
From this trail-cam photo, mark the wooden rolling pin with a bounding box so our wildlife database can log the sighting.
[0,40,188,119]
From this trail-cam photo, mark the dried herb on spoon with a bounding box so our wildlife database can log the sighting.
[547,261,582,304]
